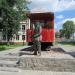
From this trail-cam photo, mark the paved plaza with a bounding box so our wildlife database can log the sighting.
[0,44,75,75]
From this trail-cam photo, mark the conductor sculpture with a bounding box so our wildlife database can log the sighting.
[33,22,41,56]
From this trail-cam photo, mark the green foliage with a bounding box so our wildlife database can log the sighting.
[58,41,75,46]
[0,44,25,51]
[59,29,64,38]
[63,21,75,39]
[0,0,29,43]
[55,32,60,38]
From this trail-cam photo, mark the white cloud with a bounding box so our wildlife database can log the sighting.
[56,15,64,19]
[29,0,54,13]
[52,0,75,12]
[29,0,75,12]
[31,7,48,13]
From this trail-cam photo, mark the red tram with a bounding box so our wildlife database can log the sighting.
[26,12,55,49]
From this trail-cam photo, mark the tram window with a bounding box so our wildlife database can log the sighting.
[42,21,53,29]
[31,21,53,29]
[47,22,53,29]
[40,22,44,28]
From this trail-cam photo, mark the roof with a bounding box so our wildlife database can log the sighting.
[27,12,54,21]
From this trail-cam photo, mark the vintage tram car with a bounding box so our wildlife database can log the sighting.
[26,12,55,49]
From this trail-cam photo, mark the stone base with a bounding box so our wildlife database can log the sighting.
[19,51,75,72]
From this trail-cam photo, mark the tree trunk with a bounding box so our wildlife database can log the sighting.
[7,33,10,46]
[73,33,75,41]
[23,40,24,45]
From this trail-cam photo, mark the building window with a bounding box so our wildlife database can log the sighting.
[3,35,6,40]
[16,35,19,40]
[22,25,25,30]
[22,35,25,40]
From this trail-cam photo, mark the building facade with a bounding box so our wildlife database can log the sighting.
[0,19,30,44]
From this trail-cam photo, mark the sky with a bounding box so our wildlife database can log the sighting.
[28,0,75,31]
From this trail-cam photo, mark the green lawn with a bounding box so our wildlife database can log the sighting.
[58,42,75,46]
[0,44,25,51]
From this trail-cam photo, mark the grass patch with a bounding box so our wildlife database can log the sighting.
[58,42,75,46]
[0,44,25,51]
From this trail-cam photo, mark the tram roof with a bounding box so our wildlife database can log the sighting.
[27,12,54,21]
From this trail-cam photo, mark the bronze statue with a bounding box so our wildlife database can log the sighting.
[33,22,41,56]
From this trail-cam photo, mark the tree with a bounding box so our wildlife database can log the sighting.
[63,21,75,39]
[59,29,64,38]
[0,0,29,45]
[55,32,60,38]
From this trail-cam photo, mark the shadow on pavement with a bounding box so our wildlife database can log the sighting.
[21,46,34,51]
[65,52,75,58]
[51,48,65,53]
[19,46,34,56]
[51,47,75,58]
[19,45,75,58]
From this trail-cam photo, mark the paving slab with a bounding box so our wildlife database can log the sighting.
[0,70,75,75]
[58,44,75,52]
[0,67,20,72]
[0,45,75,73]
[0,60,17,67]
